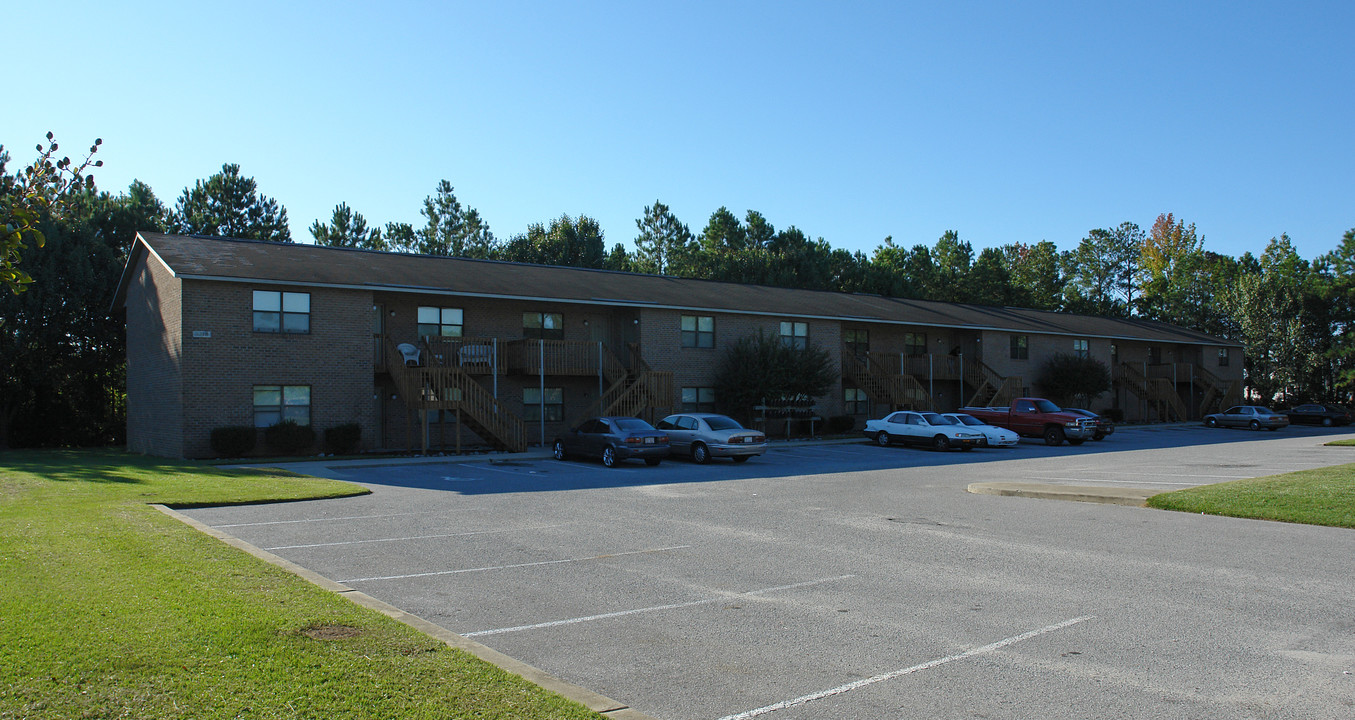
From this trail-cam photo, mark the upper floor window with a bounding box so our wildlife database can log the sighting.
[681,315,715,348]
[1073,338,1089,359]
[418,306,463,338]
[780,321,808,350]
[1010,335,1029,360]
[845,329,869,356]
[253,385,310,427]
[523,312,564,340]
[904,332,927,356]
[1218,348,1230,367]
[253,290,309,333]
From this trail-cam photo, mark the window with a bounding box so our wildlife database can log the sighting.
[253,385,310,427]
[1010,335,1028,360]
[681,315,715,348]
[1218,348,1230,367]
[418,307,463,337]
[780,321,808,349]
[904,332,927,356]
[522,387,563,422]
[253,291,309,333]
[845,329,869,356]
[523,312,564,340]
[844,388,867,414]
[1073,338,1089,359]
[682,387,716,412]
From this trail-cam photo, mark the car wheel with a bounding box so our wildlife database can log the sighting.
[875,431,891,447]
[1043,426,1065,446]
[552,440,567,461]
[731,455,750,463]
[933,435,951,452]
[1205,417,1218,428]
[602,446,617,468]
[1249,420,1260,431]
[692,442,710,464]
[645,458,661,466]
[1322,417,1333,427]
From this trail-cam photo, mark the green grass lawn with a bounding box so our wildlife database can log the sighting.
[1147,461,1355,528]
[0,449,604,719]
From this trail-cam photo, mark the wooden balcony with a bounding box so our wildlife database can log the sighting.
[504,339,628,381]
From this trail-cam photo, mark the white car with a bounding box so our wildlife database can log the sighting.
[940,412,1020,448]
[863,411,985,451]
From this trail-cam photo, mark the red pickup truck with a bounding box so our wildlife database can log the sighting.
[960,398,1098,446]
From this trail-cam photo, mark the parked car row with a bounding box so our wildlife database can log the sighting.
[553,413,768,468]
[1202,403,1351,431]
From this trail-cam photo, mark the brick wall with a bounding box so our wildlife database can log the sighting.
[124,253,184,457]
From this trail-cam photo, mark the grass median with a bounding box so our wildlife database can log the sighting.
[0,449,604,719]
[1147,461,1355,528]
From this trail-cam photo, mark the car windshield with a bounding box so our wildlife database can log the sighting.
[921,413,954,425]
[952,414,983,426]
[705,416,743,431]
[1034,399,1061,413]
[614,418,654,431]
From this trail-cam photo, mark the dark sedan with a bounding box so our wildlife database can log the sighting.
[1064,409,1115,440]
[1285,403,1352,427]
[553,416,669,468]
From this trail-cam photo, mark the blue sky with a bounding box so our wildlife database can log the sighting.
[7,1,1352,262]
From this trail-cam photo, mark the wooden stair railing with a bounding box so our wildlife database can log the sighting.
[385,338,526,452]
[1118,363,1187,421]
[841,351,933,410]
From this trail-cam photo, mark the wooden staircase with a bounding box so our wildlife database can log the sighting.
[964,360,1022,409]
[385,339,526,452]
[570,343,675,425]
[841,351,933,410]
[1192,365,1241,416]
[1117,363,1187,422]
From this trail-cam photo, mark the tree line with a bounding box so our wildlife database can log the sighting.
[2,143,1352,448]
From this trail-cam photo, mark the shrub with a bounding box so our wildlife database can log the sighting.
[1035,353,1111,408]
[323,423,362,455]
[263,420,316,455]
[210,425,256,457]
[713,331,835,423]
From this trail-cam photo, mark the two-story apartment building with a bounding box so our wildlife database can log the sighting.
[113,232,1243,458]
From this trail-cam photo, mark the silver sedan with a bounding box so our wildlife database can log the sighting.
[656,413,768,464]
[1203,406,1289,431]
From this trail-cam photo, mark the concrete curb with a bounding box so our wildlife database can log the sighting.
[153,504,659,720]
[966,482,1157,507]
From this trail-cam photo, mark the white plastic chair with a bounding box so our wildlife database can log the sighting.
[397,343,421,366]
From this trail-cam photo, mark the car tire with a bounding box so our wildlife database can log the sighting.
[1205,417,1218,428]
[1322,417,1333,427]
[1043,426,1065,446]
[933,435,951,452]
[732,455,750,463]
[645,458,661,466]
[692,442,710,464]
[875,431,891,447]
[552,440,567,461]
[1249,420,1260,431]
[602,446,617,468]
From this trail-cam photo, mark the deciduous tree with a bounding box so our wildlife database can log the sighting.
[1,133,103,293]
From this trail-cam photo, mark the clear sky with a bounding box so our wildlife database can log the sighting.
[6,1,1352,263]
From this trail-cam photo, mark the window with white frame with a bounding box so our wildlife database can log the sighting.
[681,387,716,412]
[780,321,808,349]
[253,290,310,333]
[1073,338,1089,359]
[844,387,868,414]
[681,315,715,348]
[417,306,463,337]
[523,387,563,422]
[253,385,310,427]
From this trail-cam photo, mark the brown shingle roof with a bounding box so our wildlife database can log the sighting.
[116,232,1237,346]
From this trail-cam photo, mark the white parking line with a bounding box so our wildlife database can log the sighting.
[464,575,856,637]
[338,545,692,583]
[214,509,457,528]
[262,523,567,550]
[714,615,1095,720]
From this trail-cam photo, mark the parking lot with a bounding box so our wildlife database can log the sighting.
[186,425,1355,719]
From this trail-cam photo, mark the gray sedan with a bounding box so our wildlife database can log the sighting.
[1203,405,1289,431]
[656,413,768,464]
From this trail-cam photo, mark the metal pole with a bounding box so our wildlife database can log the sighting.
[539,339,546,447]
[929,355,934,403]
[598,341,604,408]
[492,338,498,399]
[959,353,964,410]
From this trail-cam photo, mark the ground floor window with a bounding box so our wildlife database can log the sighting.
[682,387,716,412]
[523,387,563,422]
[253,385,310,427]
[844,387,868,414]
